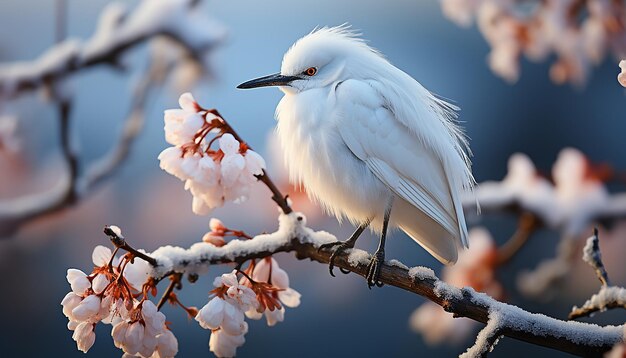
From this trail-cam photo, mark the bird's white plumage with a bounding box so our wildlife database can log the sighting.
[274,26,475,264]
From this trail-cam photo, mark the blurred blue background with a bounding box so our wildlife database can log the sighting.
[0,0,624,357]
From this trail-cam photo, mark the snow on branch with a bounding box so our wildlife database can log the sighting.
[0,0,225,236]
[463,150,624,238]
[101,213,623,357]
[569,231,626,320]
[0,0,224,99]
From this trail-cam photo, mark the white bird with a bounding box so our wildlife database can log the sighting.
[238,26,475,287]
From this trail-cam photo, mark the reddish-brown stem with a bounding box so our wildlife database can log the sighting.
[496,212,539,266]
[203,108,293,214]
[157,273,182,310]
[104,226,158,266]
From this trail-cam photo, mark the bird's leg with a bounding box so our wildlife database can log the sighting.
[366,199,393,289]
[318,218,371,277]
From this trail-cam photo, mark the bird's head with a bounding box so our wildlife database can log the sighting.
[237,25,383,94]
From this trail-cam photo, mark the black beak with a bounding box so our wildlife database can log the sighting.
[237,73,301,89]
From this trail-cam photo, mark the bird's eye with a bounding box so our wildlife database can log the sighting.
[303,67,317,76]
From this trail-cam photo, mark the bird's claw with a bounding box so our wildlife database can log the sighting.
[366,250,385,289]
[317,241,354,277]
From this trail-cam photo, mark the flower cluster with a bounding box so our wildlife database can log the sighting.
[111,300,177,358]
[196,272,256,357]
[242,257,301,326]
[158,93,266,215]
[196,261,300,357]
[440,0,626,85]
[410,228,501,345]
[61,239,177,357]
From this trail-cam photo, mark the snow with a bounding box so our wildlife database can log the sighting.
[0,0,226,98]
[572,286,626,316]
[408,266,436,281]
[582,233,601,268]
[463,149,619,237]
[149,212,336,278]
[388,259,408,270]
[347,249,371,267]
[467,288,624,347]
[0,39,81,95]
[459,310,502,358]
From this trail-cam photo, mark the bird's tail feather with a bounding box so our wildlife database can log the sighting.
[395,199,458,265]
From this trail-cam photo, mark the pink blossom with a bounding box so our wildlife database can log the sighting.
[209,323,248,358]
[72,294,102,322]
[154,329,178,358]
[619,60,626,87]
[178,92,199,112]
[72,322,96,353]
[67,268,91,295]
[244,258,301,326]
[158,147,186,180]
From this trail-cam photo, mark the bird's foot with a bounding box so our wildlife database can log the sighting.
[366,249,385,289]
[317,241,355,277]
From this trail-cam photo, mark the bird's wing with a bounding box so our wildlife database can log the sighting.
[334,79,472,249]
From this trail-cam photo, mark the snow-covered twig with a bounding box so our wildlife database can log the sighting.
[460,312,502,358]
[583,228,610,286]
[106,212,623,356]
[569,231,626,320]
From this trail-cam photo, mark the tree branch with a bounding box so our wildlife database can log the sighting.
[139,213,623,357]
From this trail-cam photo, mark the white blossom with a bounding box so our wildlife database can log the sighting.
[178,92,198,112]
[158,94,267,216]
[209,323,248,358]
[61,292,82,322]
[123,252,152,291]
[158,147,186,180]
[196,297,247,335]
[154,329,178,358]
[92,245,114,266]
[244,258,301,326]
[110,300,173,358]
[619,60,626,87]
[72,322,96,353]
[92,273,110,294]
[72,294,102,322]
[66,268,91,295]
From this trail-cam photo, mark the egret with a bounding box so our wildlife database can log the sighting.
[238,26,475,288]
